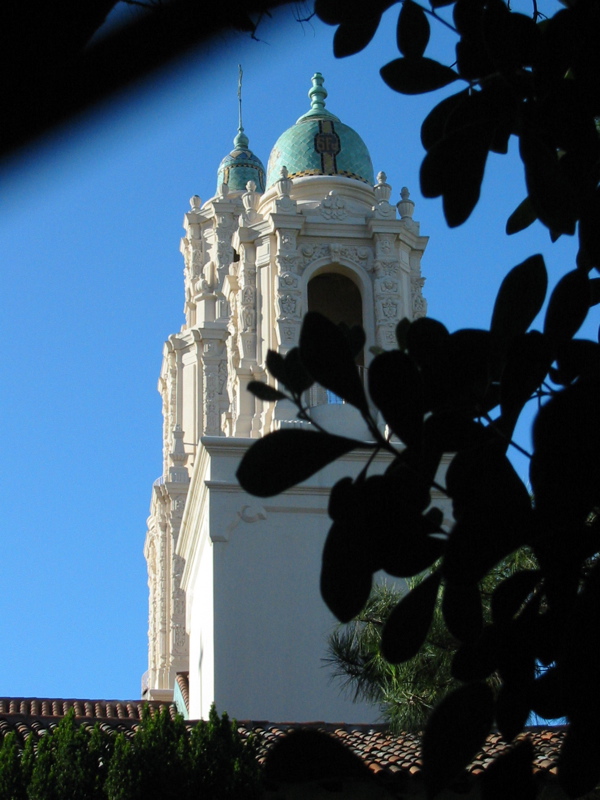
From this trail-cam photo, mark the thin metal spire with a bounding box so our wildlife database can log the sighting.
[234,65,249,150]
[238,64,243,132]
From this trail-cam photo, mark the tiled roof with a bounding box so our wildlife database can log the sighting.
[0,696,173,720]
[239,722,566,780]
[0,696,566,794]
[0,696,176,745]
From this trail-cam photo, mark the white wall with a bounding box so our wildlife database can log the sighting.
[179,435,399,723]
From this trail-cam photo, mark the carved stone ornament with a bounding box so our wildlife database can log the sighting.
[280,294,297,316]
[242,180,261,223]
[374,258,400,277]
[298,243,372,273]
[319,190,347,220]
[279,230,296,252]
[276,166,293,198]
[373,172,395,219]
[378,276,399,293]
[411,274,427,318]
[242,306,256,332]
[279,272,299,290]
[397,186,415,219]
[274,166,296,213]
[382,298,398,319]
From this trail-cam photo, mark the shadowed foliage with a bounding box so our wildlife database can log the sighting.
[240,269,600,798]
[238,2,600,792]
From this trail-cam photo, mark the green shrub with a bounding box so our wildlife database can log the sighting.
[0,703,261,800]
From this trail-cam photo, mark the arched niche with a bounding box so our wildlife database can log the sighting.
[303,262,374,362]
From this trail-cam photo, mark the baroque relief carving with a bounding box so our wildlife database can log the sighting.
[319,191,347,220]
[298,243,372,273]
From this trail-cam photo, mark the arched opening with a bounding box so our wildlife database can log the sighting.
[307,271,365,405]
[307,272,363,335]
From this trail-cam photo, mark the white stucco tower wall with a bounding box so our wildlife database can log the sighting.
[144,73,446,722]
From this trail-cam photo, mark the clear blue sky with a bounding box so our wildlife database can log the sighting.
[0,2,593,702]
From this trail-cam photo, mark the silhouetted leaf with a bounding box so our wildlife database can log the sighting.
[421,90,470,151]
[531,377,600,524]
[444,445,533,583]
[491,255,548,344]
[266,350,287,383]
[422,412,488,452]
[559,714,600,797]
[491,570,541,625]
[495,683,531,742]
[496,597,540,686]
[578,187,600,269]
[396,317,411,350]
[543,269,591,351]
[247,381,287,402]
[452,627,500,682]
[237,430,360,497]
[452,0,484,36]
[406,317,449,366]
[520,121,577,235]
[300,312,369,413]
[334,16,381,57]
[499,331,551,427]
[368,351,423,445]
[321,521,373,622]
[483,8,539,72]
[381,57,459,94]
[420,121,492,227]
[381,571,441,662]
[551,338,600,385]
[442,582,483,642]
[284,347,314,395]
[397,0,430,59]
[506,197,537,235]
[328,476,354,521]
[456,38,495,81]
[481,739,535,800]
[315,0,396,24]
[341,323,367,360]
[447,328,491,409]
[423,682,494,797]
[381,528,445,578]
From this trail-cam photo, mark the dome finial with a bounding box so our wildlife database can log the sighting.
[234,64,249,150]
[308,72,327,113]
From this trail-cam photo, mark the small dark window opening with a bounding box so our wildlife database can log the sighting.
[308,272,364,364]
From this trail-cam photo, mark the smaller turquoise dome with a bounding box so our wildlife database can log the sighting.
[217,128,266,194]
[266,73,375,189]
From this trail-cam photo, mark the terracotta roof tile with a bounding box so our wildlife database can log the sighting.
[0,696,567,792]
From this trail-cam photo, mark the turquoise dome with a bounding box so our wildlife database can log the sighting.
[217,128,266,194]
[266,73,374,189]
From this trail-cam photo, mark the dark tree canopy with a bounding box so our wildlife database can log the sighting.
[0,0,291,160]
[239,0,600,796]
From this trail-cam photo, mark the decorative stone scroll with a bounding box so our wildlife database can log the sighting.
[274,228,303,350]
[374,234,403,349]
[297,243,372,274]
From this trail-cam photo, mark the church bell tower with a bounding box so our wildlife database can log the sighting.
[144,73,432,721]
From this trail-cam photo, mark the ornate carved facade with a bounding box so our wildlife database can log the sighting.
[144,74,435,720]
